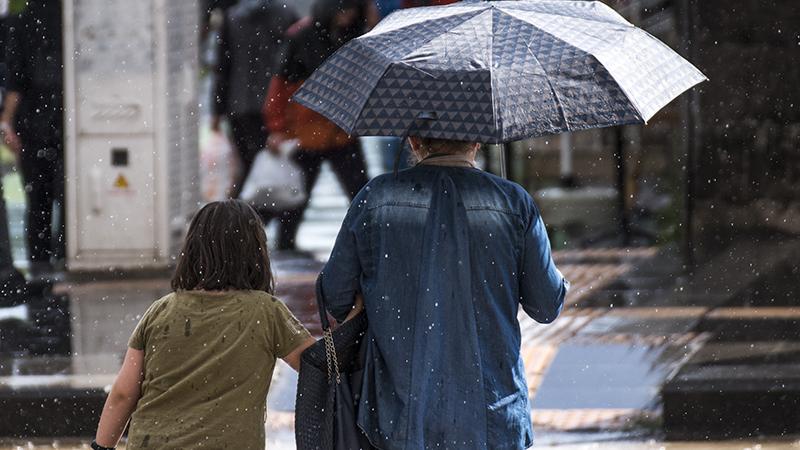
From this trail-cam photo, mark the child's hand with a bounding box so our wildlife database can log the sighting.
[344,293,364,322]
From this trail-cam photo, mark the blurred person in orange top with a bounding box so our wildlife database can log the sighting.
[263,0,371,253]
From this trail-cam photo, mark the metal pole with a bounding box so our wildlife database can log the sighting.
[614,127,631,245]
[681,0,697,272]
[560,133,573,182]
[499,143,508,179]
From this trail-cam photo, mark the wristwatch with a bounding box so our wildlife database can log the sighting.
[91,441,115,450]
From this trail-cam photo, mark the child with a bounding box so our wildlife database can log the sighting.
[91,200,315,449]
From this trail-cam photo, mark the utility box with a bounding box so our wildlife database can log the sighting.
[63,0,200,271]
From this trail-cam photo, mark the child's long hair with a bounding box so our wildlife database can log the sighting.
[171,200,274,293]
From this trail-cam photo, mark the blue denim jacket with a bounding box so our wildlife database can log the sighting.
[320,163,569,450]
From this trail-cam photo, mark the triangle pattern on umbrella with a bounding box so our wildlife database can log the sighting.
[293,0,706,143]
[401,9,493,72]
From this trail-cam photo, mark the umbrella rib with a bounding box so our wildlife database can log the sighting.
[489,8,499,141]
[503,9,647,123]
[399,62,436,80]
[361,7,486,43]
[522,41,571,134]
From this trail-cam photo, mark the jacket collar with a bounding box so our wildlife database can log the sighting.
[417,152,476,168]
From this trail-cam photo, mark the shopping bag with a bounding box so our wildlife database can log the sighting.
[239,148,306,213]
[200,130,238,202]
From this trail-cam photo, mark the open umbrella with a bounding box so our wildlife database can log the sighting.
[293,0,706,146]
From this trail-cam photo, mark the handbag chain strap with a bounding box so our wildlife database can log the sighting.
[316,274,341,384]
[323,328,341,384]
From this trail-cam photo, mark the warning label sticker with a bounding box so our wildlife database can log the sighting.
[113,174,130,189]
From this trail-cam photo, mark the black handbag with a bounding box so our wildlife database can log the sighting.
[295,278,375,450]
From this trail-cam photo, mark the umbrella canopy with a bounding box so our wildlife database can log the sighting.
[293,0,706,144]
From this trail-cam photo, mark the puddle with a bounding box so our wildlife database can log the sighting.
[533,342,687,410]
[578,313,702,336]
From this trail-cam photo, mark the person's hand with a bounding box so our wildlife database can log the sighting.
[344,293,364,322]
[0,122,21,154]
[266,132,288,155]
[210,115,222,132]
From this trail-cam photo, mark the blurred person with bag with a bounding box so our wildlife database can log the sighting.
[199,127,239,202]
[0,5,27,300]
[212,0,298,200]
[264,0,370,253]
[0,0,64,280]
[238,138,306,214]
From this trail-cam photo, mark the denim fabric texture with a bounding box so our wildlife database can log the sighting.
[320,164,569,450]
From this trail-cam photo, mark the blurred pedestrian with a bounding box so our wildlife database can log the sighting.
[264,0,370,252]
[318,137,570,449]
[0,5,27,301]
[91,200,316,450]
[375,0,457,18]
[0,0,64,279]
[212,0,298,199]
[374,0,401,17]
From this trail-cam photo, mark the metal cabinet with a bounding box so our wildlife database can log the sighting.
[63,0,199,271]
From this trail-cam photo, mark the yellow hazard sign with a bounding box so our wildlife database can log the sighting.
[113,174,130,189]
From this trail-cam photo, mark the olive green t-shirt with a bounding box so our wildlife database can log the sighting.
[125,290,311,449]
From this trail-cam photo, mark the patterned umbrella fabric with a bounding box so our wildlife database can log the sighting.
[293,0,707,144]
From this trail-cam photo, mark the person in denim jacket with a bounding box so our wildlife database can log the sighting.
[319,137,570,449]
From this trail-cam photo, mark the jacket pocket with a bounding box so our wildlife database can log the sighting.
[486,391,534,449]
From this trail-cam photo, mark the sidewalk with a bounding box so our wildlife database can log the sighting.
[2,242,799,445]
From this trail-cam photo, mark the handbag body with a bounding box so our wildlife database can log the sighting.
[295,279,375,450]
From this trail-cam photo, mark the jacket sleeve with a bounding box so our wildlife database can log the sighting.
[318,187,369,322]
[4,15,29,94]
[518,199,569,323]
[212,14,231,116]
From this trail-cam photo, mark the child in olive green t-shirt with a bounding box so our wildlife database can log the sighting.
[92,200,315,450]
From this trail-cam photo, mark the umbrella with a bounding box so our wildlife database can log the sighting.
[292,0,706,145]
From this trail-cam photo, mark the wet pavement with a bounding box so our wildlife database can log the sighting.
[1,238,799,444]
[0,249,701,438]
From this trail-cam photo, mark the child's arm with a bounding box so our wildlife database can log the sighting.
[281,294,364,371]
[282,336,316,371]
[94,348,145,448]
